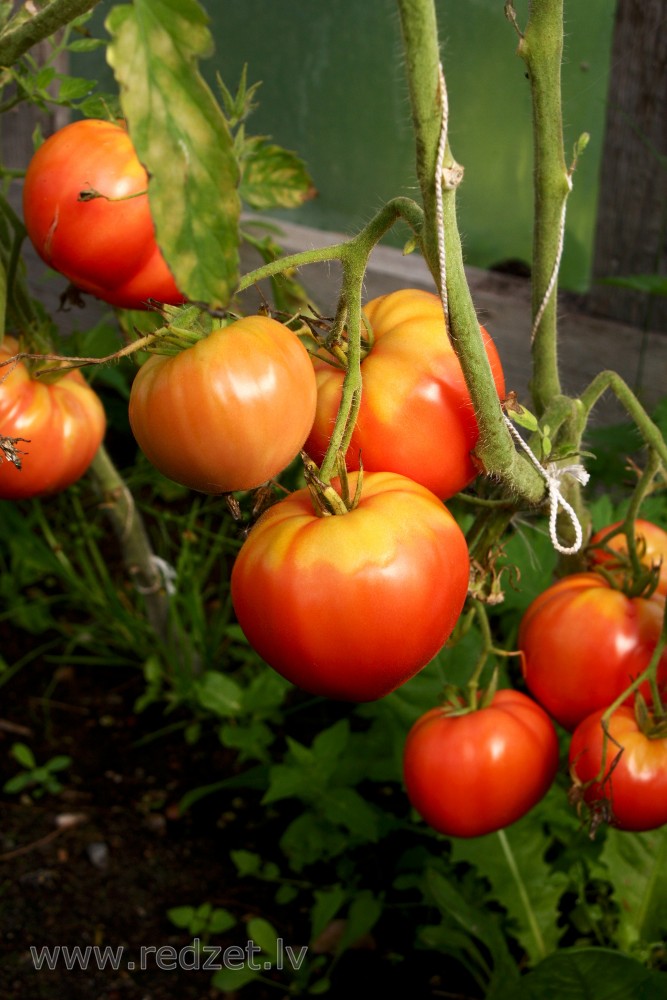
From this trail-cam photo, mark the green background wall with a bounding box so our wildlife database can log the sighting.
[77,0,617,292]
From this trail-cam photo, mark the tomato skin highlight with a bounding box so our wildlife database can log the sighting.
[128,315,318,494]
[589,518,667,597]
[519,572,667,732]
[304,288,506,501]
[403,690,559,838]
[22,119,184,310]
[0,338,106,499]
[569,706,667,832]
[230,471,470,702]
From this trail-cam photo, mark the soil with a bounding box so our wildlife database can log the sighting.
[0,655,481,1000]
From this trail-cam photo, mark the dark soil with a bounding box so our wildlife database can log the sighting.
[0,656,481,1000]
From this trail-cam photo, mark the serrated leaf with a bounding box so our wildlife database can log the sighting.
[596,826,667,950]
[106,0,240,308]
[320,787,380,841]
[229,849,262,877]
[56,75,94,102]
[166,905,196,929]
[491,948,667,1000]
[240,137,315,210]
[450,796,570,964]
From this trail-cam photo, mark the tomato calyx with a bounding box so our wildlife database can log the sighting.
[588,521,663,600]
[308,307,375,370]
[301,451,362,517]
[634,692,667,739]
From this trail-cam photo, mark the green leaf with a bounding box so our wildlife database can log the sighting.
[240,137,315,210]
[319,787,380,841]
[229,849,262,877]
[246,917,279,962]
[335,891,382,955]
[45,755,72,773]
[491,948,667,1000]
[597,827,667,950]
[599,274,667,297]
[194,671,243,717]
[211,964,260,992]
[450,798,570,965]
[310,885,348,941]
[10,742,36,769]
[56,75,94,102]
[207,907,236,934]
[166,905,196,929]
[105,0,240,308]
[427,868,519,994]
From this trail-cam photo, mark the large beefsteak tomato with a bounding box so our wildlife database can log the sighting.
[128,315,317,494]
[569,706,667,832]
[304,288,506,500]
[403,689,559,838]
[230,471,470,701]
[0,337,106,499]
[22,119,184,310]
[519,572,667,732]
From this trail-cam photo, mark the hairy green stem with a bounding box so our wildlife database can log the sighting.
[580,370,667,470]
[516,0,569,414]
[0,0,100,67]
[397,0,545,505]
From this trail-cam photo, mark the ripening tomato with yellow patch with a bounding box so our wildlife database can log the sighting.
[304,288,506,501]
[589,518,667,597]
[231,471,470,701]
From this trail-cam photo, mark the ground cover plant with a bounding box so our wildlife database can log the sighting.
[1,1,666,998]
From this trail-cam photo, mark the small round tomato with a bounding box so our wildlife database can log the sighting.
[304,288,506,501]
[589,518,667,597]
[403,689,559,838]
[0,337,106,499]
[569,706,667,832]
[519,573,667,732]
[231,471,470,701]
[22,119,184,310]
[128,315,317,493]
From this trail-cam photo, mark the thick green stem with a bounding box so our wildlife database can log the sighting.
[0,0,100,67]
[397,0,545,504]
[517,0,569,414]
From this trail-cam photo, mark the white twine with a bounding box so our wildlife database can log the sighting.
[530,184,571,344]
[503,413,589,555]
[134,555,178,596]
[435,64,450,329]
[435,63,587,556]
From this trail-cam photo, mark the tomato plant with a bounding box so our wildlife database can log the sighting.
[22,119,185,310]
[230,470,470,701]
[589,519,667,597]
[569,705,667,832]
[304,288,506,501]
[403,689,559,838]
[0,337,106,499]
[519,572,667,732]
[128,315,318,494]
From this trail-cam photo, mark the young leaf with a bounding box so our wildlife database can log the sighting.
[105,0,240,309]
[491,948,667,1000]
[240,137,316,210]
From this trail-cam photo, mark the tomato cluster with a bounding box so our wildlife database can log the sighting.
[19,123,665,841]
[517,521,667,833]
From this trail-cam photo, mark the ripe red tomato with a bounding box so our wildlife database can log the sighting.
[403,689,559,838]
[22,119,184,310]
[128,315,317,493]
[569,706,667,832]
[589,518,667,597]
[304,288,506,501]
[0,337,106,499]
[519,572,667,732]
[231,471,470,701]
